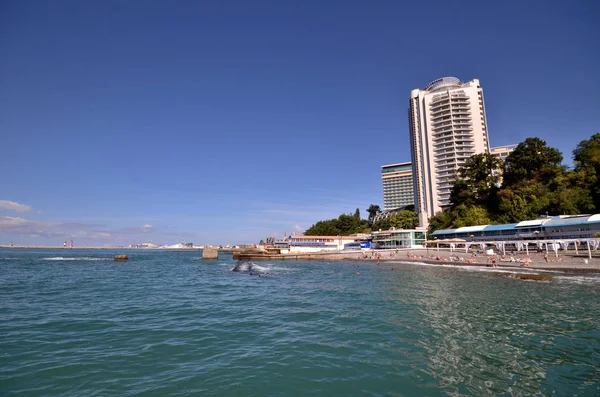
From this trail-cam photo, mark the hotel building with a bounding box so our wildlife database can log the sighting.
[490,144,517,161]
[409,77,491,228]
[381,162,414,211]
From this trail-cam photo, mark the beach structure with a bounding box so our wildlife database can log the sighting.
[430,214,600,242]
[409,77,491,228]
[371,228,426,249]
[288,235,364,253]
[381,162,414,211]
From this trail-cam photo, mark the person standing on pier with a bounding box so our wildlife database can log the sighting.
[70,240,74,248]
[63,240,67,248]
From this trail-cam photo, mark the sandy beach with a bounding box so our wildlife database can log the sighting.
[357,248,600,273]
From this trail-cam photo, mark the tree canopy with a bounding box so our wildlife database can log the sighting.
[304,207,419,236]
[428,134,598,235]
[304,210,369,236]
[502,137,563,186]
[573,133,600,209]
[367,204,381,225]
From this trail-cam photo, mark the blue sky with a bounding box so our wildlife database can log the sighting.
[1,0,599,246]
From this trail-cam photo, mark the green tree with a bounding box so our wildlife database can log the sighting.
[573,132,600,209]
[427,210,454,236]
[389,210,419,229]
[337,214,359,234]
[304,220,340,236]
[451,153,503,207]
[354,208,361,220]
[451,205,491,228]
[496,188,530,223]
[304,211,369,236]
[547,170,595,215]
[503,137,563,187]
[259,239,265,245]
[371,217,392,231]
[367,204,381,224]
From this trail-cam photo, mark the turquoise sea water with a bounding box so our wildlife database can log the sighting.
[1,249,600,396]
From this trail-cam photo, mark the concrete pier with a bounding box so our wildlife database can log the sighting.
[202,247,219,260]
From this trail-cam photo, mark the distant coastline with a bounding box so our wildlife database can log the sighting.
[0,246,258,253]
[0,245,203,250]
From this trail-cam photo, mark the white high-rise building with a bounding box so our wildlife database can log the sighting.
[409,77,491,228]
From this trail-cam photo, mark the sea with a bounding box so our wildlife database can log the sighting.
[1,249,599,396]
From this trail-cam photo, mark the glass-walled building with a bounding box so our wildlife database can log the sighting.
[382,162,414,211]
[371,229,426,249]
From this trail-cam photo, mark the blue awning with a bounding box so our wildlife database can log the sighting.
[430,229,456,236]
[482,223,518,232]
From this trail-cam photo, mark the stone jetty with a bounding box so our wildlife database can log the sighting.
[202,246,219,260]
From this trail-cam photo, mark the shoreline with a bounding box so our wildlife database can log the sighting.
[235,248,600,274]
[3,246,600,273]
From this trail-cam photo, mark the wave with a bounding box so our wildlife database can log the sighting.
[249,264,271,273]
[397,261,544,275]
[554,275,600,284]
[42,257,110,261]
[230,262,272,273]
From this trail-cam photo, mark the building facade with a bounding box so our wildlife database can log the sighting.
[371,228,426,249]
[490,144,517,161]
[430,214,600,242]
[381,162,414,211]
[409,77,491,228]
[288,235,362,253]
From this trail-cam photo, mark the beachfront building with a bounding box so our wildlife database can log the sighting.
[430,214,600,242]
[382,162,414,211]
[409,77,491,228]
[490,144,517,161]
[371,228,427,249]
[289,235,363,253]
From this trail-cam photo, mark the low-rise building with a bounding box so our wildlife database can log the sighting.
[289,235,364,253]
[430,214,600,242]
[371,228,427,249]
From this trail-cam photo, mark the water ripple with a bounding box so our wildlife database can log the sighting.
[1,250,600,396]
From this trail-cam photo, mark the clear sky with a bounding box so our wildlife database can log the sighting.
[1,0,599,246]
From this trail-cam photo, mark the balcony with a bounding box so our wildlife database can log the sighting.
[453,120,472,126]
[430,102,450,111]
[431,113,451,121]
[432,120,452,128]
[437,166,459,174]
